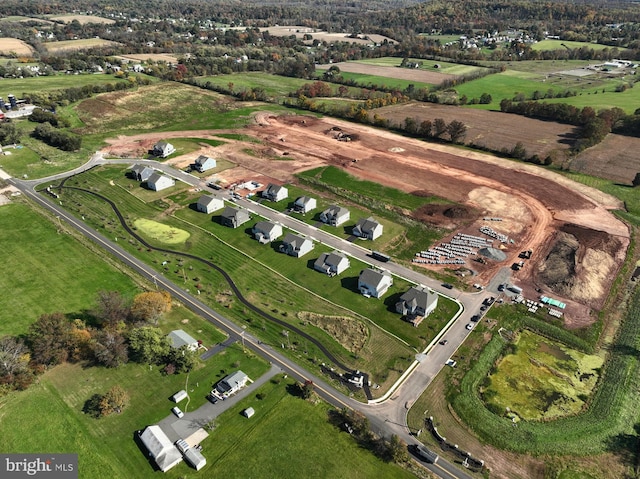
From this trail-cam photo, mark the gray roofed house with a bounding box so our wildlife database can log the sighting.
[279,233,314,258]
[357,268,393,298]
[196,195,224,214]
[314,251,350,276]
[262,183,288,202]
[194,155,217,173]
[220,206,250,228]
[131,164,154,182]
[139,425,183,472]
[293,196,317,214]
[395,286,438,327]
[147,172,175,191]
[216,370,249,397]
[252,220,283,244]
[168,329,199,351]
[153,141,176,158]
[319,205,350,227]
[353,217,383,240]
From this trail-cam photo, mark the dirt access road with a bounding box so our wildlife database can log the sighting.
[100,112,629,327]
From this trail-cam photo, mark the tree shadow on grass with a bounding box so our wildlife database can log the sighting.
[604,424,640,468]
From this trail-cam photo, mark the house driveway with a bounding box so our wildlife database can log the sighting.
[158,363,281,443]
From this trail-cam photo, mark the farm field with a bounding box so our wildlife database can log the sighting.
[116,53,179,64]
[48,14,115,24]
[571,133,640,184]
[250,25,393,45]
[531,39,626,52]
[0,37,34,56]
[0,73,136,99]
[197,72,317,99]
[41,38,121,53]
[0,201,139,335]
[355,56,485,76]
[326,60,457,86]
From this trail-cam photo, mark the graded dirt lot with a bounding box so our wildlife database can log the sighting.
[50,14,115,25]
[100,112,629,327]
[330,62,457,85]
[0,38,34,56]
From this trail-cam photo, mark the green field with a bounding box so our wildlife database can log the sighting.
[197,73,312,98]
[0,72,135,98]
[531,39,626,52]
[483,330,604,420]
[356,57,484,76]
[0,201,139,335]
[316,70,434,91]
[133,218,190,244]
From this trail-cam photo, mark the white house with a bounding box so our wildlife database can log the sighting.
[279,233,314,258]
[319,205,350,227]
[395,286,438,326]
[194,155,217,172]
[252,221,283,243]
[314,251,350,276]
[353,217,383,240]
[167,329,199,351]
[215,370,249,397]
[262,183,288,202]
[139,426,183,472]
[293,196,317,214]
[357,268,393,298]
[196,195,224,214]
[147,173,175,191]
[153,141,176,158]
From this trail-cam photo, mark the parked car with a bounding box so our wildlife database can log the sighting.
[466,323,474,330]
[439,339,448,346]
[471,315,480,322]
[445,359,457,367]
[441,283,453,290]
[171,406,184,418]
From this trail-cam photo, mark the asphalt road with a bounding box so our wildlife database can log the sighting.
[9,156,500,479]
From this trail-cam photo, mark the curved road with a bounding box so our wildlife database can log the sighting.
[9,155,496,479]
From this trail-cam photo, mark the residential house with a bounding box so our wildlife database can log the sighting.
[319,205,350,227]
[139,426,183,472]
[153,141,176,158]
[353,217,383,240]
[314,251,350,276]
[293,196,317,214]
[147,173,175,191]
[130,164,154,182]
[395,286,438,327]
[216,370,249,397]
[357,268,393,298]
[252,221,283,244]
[279,233,314,258]
[196,195,224,214]
[220,206,250,228]
[168,329,199,352]
[262,183,288,202]
[194,155,216,173]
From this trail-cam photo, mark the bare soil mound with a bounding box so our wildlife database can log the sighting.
[412,203,476,229]
[538,231,579,295]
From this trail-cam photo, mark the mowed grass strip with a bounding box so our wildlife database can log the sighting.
[0,202,138,335]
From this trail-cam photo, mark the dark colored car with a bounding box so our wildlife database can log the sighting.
[439,339,448,345]
[442,283,453,290]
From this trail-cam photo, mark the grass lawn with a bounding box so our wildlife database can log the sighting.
[317,70,434,91]
[0,201,139,335]
[197,73,312,98]
[0,73,135,98]
[531,39,625,52]
[356,57,484,76]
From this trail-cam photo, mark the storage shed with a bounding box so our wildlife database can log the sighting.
[243,407,255,418]
[171,390,188,403]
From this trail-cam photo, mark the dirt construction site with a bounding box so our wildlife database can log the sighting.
[101,112,630,328]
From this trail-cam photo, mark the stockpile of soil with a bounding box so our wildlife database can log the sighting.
[538,231,579,296]
[479,247,507,262]
[412,203,475,229]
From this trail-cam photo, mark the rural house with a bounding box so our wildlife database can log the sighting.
[395,286,438,327]
[293,196,317,214]
[196,195,224,214]
[215,370,250,398]
[357,268,393,298]
[147,173,175,191]
[262,183,288,202]
[153,141,176,158]
[220,206,250,228]
[279,233,314,258]
[139,426,183,472]
[319,205,350,227]
[168,329,199,351]
[314,251,350,276]
[252,220,283,243]
[353,217,383,240]
[193,155,216,173]
[130,164,154,182]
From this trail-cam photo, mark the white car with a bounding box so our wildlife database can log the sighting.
[466,323,474,330]
[171,406,184,418]
[445,359,457,368]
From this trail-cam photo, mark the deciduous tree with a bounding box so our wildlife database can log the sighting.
[91,330,128,368]
[93,290,130,329]
[128,327,170,364]
[28,312,72,366]
[130,291,171,324]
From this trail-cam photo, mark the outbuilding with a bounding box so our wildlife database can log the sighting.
[171,390,188,403]
[243,407,255,418]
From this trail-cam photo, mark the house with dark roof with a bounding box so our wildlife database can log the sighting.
[279,233,313,258]
[252,220,283,244]
[147,173,175,191]
[130,164,154,182]
[262,183,288,202]
[215,370,249,397]
[153,141,176,158]
[353,217,383,240]
[357,268,393,298]
[193,155,217,173]
[314,251,350,276]
[220,206,250,228]
[168,329,199,351]
[293,196,317,214]
[196,195,224,214]
[319,205,350,227]
[139,426,183,472]
[395,286,438,327]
